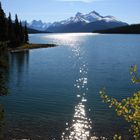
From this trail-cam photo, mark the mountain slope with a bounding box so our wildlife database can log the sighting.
[93,24,140,34]
[47,20,127,33]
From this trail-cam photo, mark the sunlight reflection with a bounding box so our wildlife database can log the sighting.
[44,33,94,40]
[60,33,106,140]
[43,33,97,47]
[61,33,94,140]
[62,100,92,140]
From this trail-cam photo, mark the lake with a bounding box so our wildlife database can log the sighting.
[1,33,140,140]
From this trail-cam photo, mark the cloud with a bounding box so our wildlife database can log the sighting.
[57,0,96,3]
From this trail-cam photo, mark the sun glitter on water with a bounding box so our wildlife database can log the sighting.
[61,34,95,140]
[62,99,92,140]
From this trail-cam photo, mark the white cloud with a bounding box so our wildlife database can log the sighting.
[57,0,96,3]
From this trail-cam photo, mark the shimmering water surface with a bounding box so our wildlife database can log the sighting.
[1,33,140,140]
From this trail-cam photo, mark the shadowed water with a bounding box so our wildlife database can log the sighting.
[0,33,140,139]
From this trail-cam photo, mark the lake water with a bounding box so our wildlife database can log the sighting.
[1,33,140,140]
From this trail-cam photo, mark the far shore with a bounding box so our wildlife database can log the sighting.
[9,43,57,53]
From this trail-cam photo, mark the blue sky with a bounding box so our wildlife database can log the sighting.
[1,0,140,24]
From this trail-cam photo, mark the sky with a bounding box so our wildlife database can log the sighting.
[1,0,140,24]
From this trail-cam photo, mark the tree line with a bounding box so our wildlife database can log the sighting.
[0,2,28,48]
[94,24,140,34]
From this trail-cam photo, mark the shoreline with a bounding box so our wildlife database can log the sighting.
[9,43,57,53]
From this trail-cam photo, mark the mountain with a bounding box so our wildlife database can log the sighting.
[22,21,51,33]
[93,24,140,34]
[26,11,128,33]
[50,11,118,26]
[47,11,128,33]
[23,20,51,31]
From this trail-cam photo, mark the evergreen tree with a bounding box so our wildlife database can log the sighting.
[0,2,29,48]
[19,21,24,43]
[0,2,7,41]
[14,14,20,46]
[7,13,16,47]
[8,12,12,38]
[8,12,12,24]
[24,22,29,43]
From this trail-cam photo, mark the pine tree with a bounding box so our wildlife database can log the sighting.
[24,22,29,43]
[0,2,28,48]
[14,14,20,46]
[19,21,23,43]
[8,13,12,24]
[0,2,7,41]
[7,13,12,42]
[7,13,16,47]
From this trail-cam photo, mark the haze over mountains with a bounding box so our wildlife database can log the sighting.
[25,11,128,33]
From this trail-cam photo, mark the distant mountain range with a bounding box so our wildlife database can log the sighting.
[24,11,128,33]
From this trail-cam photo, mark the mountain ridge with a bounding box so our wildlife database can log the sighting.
[25,10,128,33]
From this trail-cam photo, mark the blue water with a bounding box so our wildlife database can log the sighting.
[1,33,140,140]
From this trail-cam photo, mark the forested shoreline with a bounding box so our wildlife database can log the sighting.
[0,2,28,49]
[94,24,140,34]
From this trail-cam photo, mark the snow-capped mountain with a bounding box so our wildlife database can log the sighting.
[26,11,128,32]
[61,11,103,24]
[47,11,127,32]
[50,11,119,26]
[26,20,51,31]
